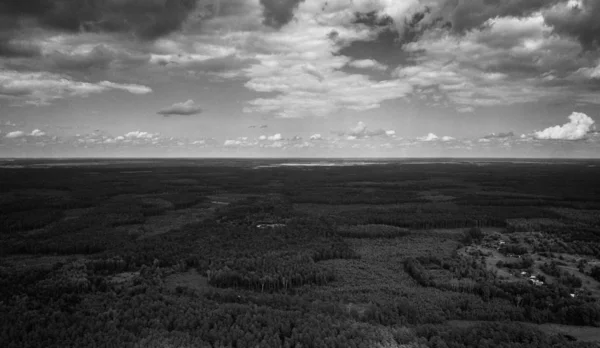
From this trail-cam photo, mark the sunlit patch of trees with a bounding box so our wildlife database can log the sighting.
[207,252,336,291]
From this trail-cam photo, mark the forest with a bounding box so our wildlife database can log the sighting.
[1,158,600,347]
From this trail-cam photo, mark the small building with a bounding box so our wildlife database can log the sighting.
[528,279,544,286]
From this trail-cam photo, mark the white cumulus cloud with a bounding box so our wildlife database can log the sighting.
[30,129,46,137]
[534,112,595,140]
[224,140,240,147]
[5,131,25,139]
[573,60,600,80]
[309,134,322,140]
[124,131,157,139]
[97,81,152,95]
[418,133,439,141]
[348,59,388,71]
[267,133,282,141]
[457,106,475,113]
[336,121,396,139]
[351,122,368,135]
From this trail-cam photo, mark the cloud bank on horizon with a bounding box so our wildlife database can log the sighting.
[3,115,598,158]
[0,0,599,157]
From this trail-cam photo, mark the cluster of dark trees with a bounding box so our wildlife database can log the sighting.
[405,256,494,292]
[538,262,583,288]
[3,262,596,348]
[0,267,376,348]
[497,257,535,270]
[206,250,346,291]
[535,238,600,258]
[591,266,600,282]
[463,227,485,244]
[335,224,411,238]
[0,208,64,233]
[505,218,565,233]
[500,243,529,255]
[415,322,594,348]
[539,261,564,278]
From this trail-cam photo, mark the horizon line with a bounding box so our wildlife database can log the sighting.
[2,156,600,161]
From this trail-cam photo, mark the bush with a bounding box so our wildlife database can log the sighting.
[463,227,484,244]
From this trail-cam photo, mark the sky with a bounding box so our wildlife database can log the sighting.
[0,0,599,158]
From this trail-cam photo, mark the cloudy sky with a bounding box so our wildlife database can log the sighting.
[1,0,599,157]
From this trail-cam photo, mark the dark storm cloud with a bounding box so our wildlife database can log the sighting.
[340,10,401,61]
[0,0,198,44]
[402,7,431,43]
[401,7,453,44]
[260,0,304,29]
[193,0,251,19]
[0,18,41,58]
[434,0,561,33]
[0,39,41,58]
[544,0,600,49]
[347,8,446,48]
[353,11,394,28]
